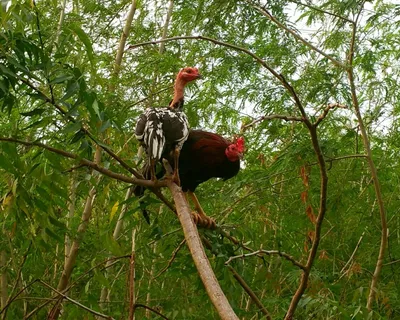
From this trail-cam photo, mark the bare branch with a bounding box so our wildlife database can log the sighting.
[241,114,304,132]
[0,280,38,316]
[314,103,348,126]
[134,304,170,320]
[339,230,366,279]
[38,280,114,319]
[227,266,271,319]
[225,250,306,271]
[153,239,186,279]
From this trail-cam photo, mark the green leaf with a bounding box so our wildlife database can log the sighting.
[45,227,63,243]
[50,74,74,84]
[69,24,94,67]
[20,108,46,116]
[63,121,82,134]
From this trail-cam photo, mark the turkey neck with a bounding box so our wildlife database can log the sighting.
[169,78,187,110]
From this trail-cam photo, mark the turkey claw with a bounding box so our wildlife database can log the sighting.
[191,212,216,229]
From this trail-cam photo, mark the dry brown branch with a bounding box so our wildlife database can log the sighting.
[314,103,348,126]
[338,230,366,281]
[227,266,271,319]
[38,280,114,319]
[164,160,239,320]
[225,250,306,271]
[153,239,186,279]
[241,114,304,132]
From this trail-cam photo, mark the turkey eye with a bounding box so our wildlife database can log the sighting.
[187,70,192,73]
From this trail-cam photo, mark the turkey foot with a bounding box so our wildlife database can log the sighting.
[191,211,216,229]
[188,191,216,229]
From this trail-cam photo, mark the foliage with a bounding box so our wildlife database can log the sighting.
[1,0,400,319]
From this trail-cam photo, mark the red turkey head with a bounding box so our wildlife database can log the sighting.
[225,136,245,162]
[176,67,202,83]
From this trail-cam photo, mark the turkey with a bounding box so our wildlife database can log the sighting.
[135,67,202,184]
[162,130,245,228]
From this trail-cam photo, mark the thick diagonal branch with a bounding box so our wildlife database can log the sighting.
[164,161,238,320]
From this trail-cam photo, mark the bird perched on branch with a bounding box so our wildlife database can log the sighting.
[135,67,202,184]
[164,130,245,228]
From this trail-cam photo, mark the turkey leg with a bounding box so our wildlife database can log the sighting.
[187,191,216,229]
[171,147,181,186]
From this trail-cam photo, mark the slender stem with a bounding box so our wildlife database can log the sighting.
[225,250,306,271]
[38,280,114,319]
[134,304,170,320]
[289,0,353,23]
[227,266,271,319]
[241,114,304,132]
[344,2,388,310]
[243,0,347,69]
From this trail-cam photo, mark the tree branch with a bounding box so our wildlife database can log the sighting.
[163,160,239,320]
[227,266,271,319]
[225,250,306,271]
[128,35,308,119]
[288,0,353,23]
[153,239,186,279]
[134,304,170,320]
[0,137,166,188]
[314,103,348,126]
[38,280,114,319]
[241,114,304,132]
[243,0,347,69]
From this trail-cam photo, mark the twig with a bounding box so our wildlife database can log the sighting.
[339,230,366,277]
[218,229,255,253]
[134,304,170,320]
[242,0,347,69]
[0,280,38,316]
[227,266,271,319]
[153,239,186,279]
[383,259,400,266]
[288,0,353,23]
[1,242,32,319]
[37,280,114,319]
[241,114,304,132]
[314,103,348,126]
[225,250,306,271]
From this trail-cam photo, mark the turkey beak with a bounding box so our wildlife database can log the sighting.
[238,152,244,160]
[196,74,203,79]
